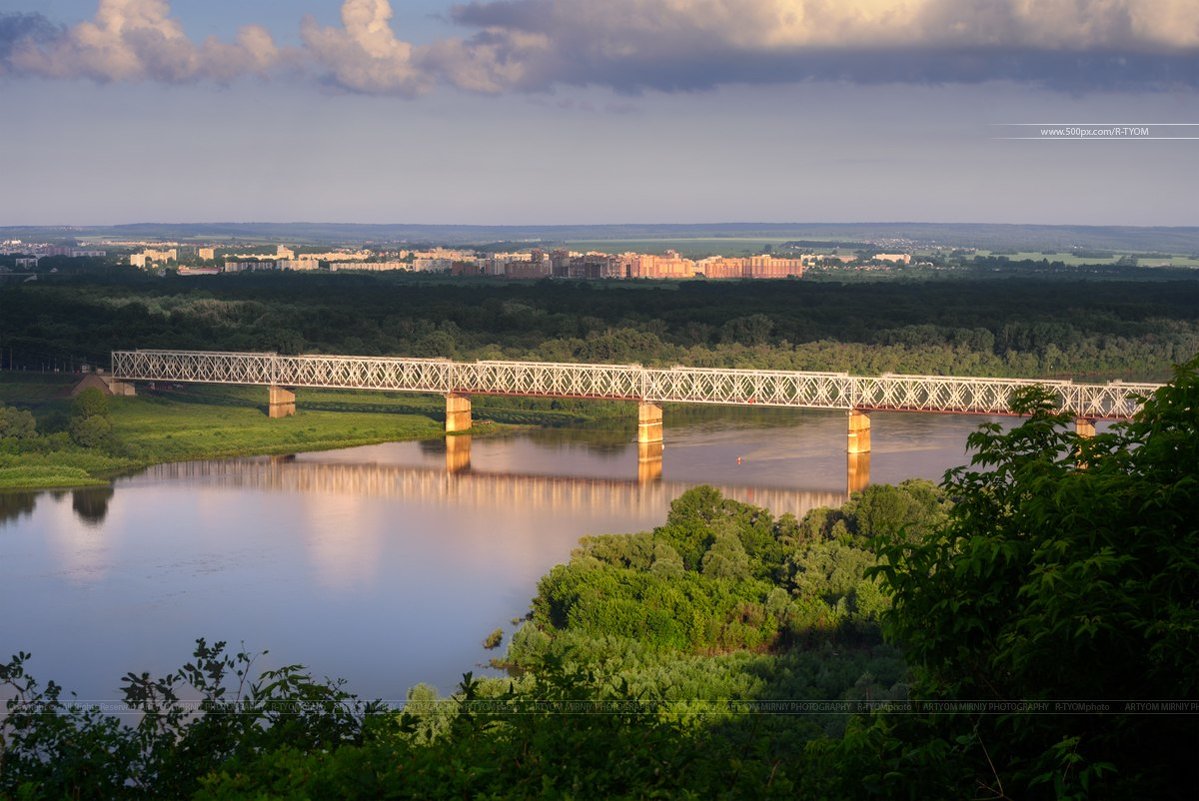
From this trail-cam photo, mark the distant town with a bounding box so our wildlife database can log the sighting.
[0,239,923,280]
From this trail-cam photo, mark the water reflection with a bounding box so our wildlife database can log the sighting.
[0,411,1015,699]
[446,435,472,474]
[521,426,633,456]
[0,492,37,526]
[147,457,847,522]
[0,489,116,529]
[638,441,663,484]
[71,488,114,527]
[847,452,871,494]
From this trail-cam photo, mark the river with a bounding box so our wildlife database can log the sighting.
[0,408,1046,702]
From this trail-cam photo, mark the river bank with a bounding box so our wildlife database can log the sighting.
[1,372,834,491]
[0,374,488,490]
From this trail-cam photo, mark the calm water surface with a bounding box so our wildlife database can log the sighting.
[1,409,1043,700]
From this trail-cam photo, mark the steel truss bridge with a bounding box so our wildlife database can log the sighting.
[112,349,1159,420]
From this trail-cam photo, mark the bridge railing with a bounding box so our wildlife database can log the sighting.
[277,354,453,393]
[848,374,1155,418]
[113,349,279,385]
[452,360,645,400]
[111,349,1161,420]
[644,366,853,407]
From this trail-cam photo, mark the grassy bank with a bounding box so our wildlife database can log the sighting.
[0,372,810,491]
[0,374,460,490]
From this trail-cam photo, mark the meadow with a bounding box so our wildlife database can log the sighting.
[0,373,449,490]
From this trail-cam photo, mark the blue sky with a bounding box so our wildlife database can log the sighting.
[1,1,1197,226]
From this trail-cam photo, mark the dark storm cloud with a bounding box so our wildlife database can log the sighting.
[442,0,1199,93]
[521,47,1199,94]
[0,12,63,72]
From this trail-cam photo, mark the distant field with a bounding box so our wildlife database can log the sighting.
[973,250,1199,268]
[1137,256,1199,268]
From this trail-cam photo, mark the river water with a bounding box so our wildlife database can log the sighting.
[1,409,1035,701]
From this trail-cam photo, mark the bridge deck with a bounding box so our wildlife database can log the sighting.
[111,349,1160,420]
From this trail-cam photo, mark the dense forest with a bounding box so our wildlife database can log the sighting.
[3,269,1199,381]
[3,359,1196,799]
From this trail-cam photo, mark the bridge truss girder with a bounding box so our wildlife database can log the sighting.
[111,350,1159,421]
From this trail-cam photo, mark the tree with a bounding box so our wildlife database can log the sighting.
[70,387,114,448]
[700,523,752,581]
[0,405,36,439]
[862,357,1199,799]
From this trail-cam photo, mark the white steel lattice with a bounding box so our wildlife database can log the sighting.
[112,350,1160,420]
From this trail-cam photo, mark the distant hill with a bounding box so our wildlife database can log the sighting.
[3,222,1199,252]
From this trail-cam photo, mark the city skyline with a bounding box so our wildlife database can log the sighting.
[1,0,1197,226]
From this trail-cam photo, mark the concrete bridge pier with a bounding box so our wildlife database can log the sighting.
[446,435,472,474]
[638,402,663,444]
[847,409,871,454]
[1075,418,1097,438]
[268,385,296,418]
[847,451,871,494]
[638,440,663,483]
[446,393,472,433]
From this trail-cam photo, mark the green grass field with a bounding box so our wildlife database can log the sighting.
[0,374,452,490]
[972,250,1199,268]
[0,372,646,490]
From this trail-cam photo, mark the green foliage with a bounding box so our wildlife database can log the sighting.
[483,628,503,649]
[0,406,36,440]
[528,486,904,662]
[861,358,1199,799]
[0,378,445,489]
[0,640,378,800]
[851,480,947,543]
[6,344,1197,799]
[792,479,949,548]
[70,387,109,420]
[700,522,752,581]
[68,413,115,449]
[656,486,782,575]
[4,273,1196,382]
[68,387,114,448]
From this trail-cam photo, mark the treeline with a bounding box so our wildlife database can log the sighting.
[2,271,1198,380]
[4,358,1196,798]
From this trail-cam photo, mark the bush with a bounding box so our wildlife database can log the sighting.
[483,629,503,649]
[0,405,36,440]
[860,357,1199,799]
[69,387,114,448]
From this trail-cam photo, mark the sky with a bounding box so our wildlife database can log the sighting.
[1,0,1197,226]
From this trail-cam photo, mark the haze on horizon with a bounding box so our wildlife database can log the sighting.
[1,0,1196,227]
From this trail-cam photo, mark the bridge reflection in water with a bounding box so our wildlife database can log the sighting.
[436,434,863,494]
[150,445,849,522]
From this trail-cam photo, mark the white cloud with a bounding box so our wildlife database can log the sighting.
[3,0,1196,94]
[300,0,430,95]
[8,0,282,83]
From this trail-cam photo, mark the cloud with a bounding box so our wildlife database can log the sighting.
[6,0,282,83]
[300,0,429,95]
[2,0,1196,94]
[0,12,63,75]
[439,0,1199,93]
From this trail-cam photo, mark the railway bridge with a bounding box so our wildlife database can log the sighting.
[111,349,1160,462]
